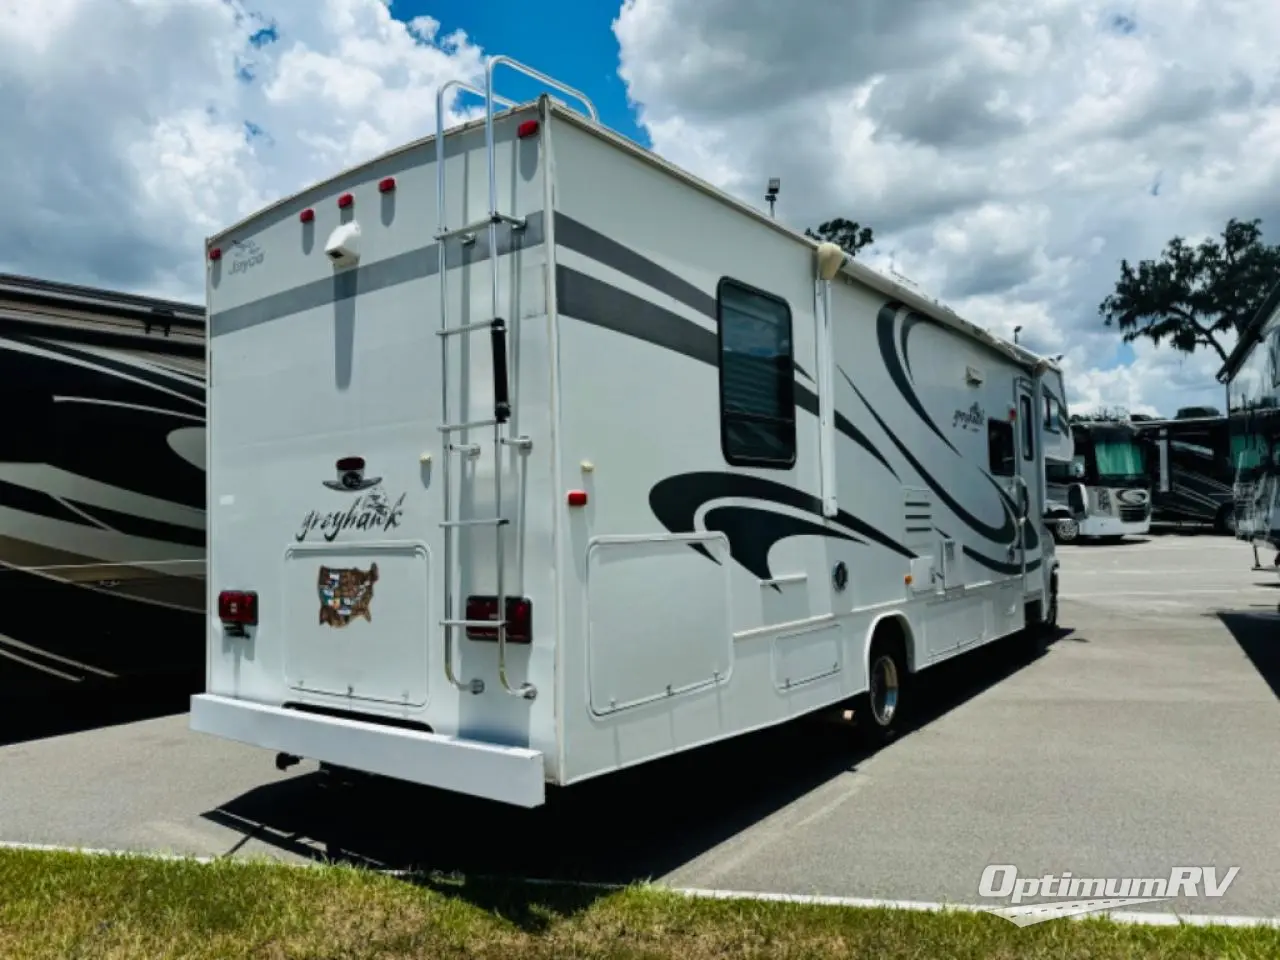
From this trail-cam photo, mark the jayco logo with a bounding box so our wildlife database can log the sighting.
[296,485,405,542]
[229,240,265,275]
[953,402,986,432]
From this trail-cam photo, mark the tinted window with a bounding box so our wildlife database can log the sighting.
[1043,395,1062,433]
[1046,461,1073,482]
[718,278,795,467]
[988,419,1015,477]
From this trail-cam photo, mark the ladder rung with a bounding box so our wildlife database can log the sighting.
[440,419,500,432]
[442,618,508,629]
[440,517,509,528]
[434,213,527,242]
[437,320,497,338]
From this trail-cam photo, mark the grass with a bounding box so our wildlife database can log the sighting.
[1,848,1278,959]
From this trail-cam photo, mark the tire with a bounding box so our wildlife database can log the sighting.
[854,628,909,749]
[1032,570,1058,654]
[1044,571,1059,631]
[1053,517,1079,543]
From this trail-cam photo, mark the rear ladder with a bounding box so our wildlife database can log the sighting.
[432,58,598,700]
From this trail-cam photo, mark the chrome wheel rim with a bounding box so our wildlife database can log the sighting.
[869,654,900,727]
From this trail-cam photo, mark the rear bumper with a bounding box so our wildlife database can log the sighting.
[189,693,546,808]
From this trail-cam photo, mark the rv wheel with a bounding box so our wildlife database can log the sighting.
[1028,571,1058,657]
[1053,517,1079,543]
[1044,573,1059,630]
[854,628,909,749]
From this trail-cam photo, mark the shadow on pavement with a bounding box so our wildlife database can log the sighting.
[200,626,1070,890]
[0,567,205,747]
[0,671,202,747]
[1214,611,1280,700]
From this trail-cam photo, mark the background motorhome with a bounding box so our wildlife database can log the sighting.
[0,273,207,716]
[1218,278,1280,571]
[1044,417,1152,542]
[1133,408,1237,535]
[191,61,1072,808]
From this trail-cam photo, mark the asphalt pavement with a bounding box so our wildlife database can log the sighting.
[2,531,1277,917]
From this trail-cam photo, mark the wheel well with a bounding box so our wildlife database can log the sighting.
[867,614,914,674]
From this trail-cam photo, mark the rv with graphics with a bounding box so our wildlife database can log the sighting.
[1044,418,1151,542]
[0,273,206,703]
[1132,409,1237,534]
[1218,279,1280,572]
[190,56,1074,808]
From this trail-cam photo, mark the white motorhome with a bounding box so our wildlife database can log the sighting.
[1043,418,1152,543]
[190,57,1073,808]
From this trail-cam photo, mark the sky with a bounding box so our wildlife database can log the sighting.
[3,0,1280,418]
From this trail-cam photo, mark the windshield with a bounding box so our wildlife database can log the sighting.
[1094,439,1146,481]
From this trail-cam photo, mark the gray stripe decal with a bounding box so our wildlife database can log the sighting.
[555,263,717,365]
[209,211,547,337]
[553,212,813,382]
[553,214,717,321]
[556,264,899,480]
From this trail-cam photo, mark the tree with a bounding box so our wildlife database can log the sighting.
[1098,217,1280,364]
[805,217,874,257]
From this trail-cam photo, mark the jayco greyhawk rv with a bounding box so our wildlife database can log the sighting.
[1044,419,1151,542]
[190,56,1073,808]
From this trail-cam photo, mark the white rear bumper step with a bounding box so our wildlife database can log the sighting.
[190,694,546,808]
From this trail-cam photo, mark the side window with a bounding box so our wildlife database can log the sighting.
[717,278,796,468]
[988,419,1015,477]
[1046,461,1072,482]
[1020,396,1034,460]
[1043,395,1061,434]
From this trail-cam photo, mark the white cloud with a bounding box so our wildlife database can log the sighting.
[613,0,1280,418]
[0,0,485,301]
[1,0,1273,422]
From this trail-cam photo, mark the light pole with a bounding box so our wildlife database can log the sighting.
[766,178,780,218]
[1013,325,1023,345]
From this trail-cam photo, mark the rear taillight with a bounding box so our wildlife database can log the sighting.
[465,596,531,643]
[218,590,258,626]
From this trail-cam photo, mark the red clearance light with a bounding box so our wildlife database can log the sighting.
[218,590,259,626]
[337,192,354,208]
[378,177,396,193]
[517,119,540,139]
[208,247,222,261]
[299,208,315,223]
[567,489,588,507]
[465,596,532,643]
